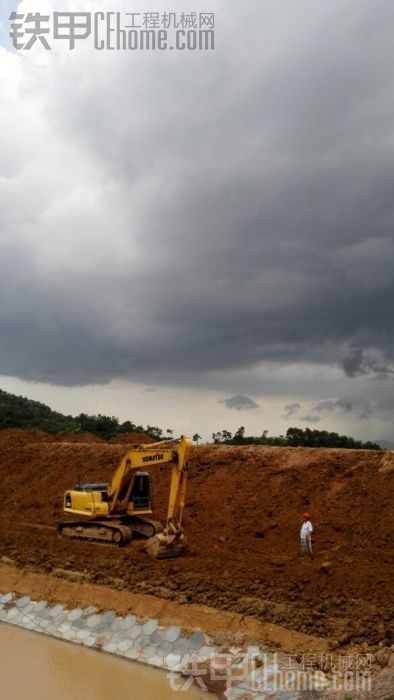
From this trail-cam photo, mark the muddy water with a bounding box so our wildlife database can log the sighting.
[0,624,215,700]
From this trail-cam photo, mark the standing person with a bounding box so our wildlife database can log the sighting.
[300,512,313,559]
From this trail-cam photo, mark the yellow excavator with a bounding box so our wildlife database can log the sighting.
[58,435,192,559]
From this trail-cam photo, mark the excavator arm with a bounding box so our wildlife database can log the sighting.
[141,436,192,558]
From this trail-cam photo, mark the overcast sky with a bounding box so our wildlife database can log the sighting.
[0,0,393,442]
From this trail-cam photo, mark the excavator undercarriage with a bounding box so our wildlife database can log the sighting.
[58,516,163,546]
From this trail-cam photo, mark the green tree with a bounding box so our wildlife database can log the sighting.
[119,420,137,433]
[146,425,163,440]
[76,413,120,439]
[232,426,245,444]
[221,429,232,442]
[285,427,380,450]
[192,433,202,444]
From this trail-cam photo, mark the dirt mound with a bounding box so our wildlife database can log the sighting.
[0,428,105,446]
[0,435,392,653]
[51,432,104,443]
[0,428,54,447]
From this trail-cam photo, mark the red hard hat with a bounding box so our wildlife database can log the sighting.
[303,512,310,520]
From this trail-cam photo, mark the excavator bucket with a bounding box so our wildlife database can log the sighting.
[143,532,184,559]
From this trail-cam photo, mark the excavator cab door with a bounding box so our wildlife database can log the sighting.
[130,471,152,511]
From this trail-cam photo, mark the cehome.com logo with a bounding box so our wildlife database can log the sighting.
[9,11,215,51]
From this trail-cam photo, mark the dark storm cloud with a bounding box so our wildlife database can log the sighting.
[312,397,372,420]
[300,415,320,424]
[342,350,366,377]
[1,0,394,389]
[220,394,259,411]
[374,396,394,421]
[341,349,394,379]
[285,395,374,422]
[314,399,351,413]
[283,403,301,418]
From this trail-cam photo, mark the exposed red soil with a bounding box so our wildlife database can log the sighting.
[0,429,393,655]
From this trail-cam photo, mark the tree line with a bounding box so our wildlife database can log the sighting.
[210,426,381,450]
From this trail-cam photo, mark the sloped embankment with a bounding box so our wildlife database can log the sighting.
[0,429,392,651]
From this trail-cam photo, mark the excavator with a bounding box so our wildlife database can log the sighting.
[58,435,192,559]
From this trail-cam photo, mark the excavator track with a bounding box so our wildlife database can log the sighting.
[129,517,163,538]
[58,521,132,546]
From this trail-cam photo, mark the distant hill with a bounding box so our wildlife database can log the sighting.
[0,388,159,440]
[0,389,75,433]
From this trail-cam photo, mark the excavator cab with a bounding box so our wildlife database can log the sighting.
[129,471,152,511]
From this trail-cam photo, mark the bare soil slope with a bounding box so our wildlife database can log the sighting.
[0,430,392,651]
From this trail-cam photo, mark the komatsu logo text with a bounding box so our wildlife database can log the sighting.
[142,453,164,463]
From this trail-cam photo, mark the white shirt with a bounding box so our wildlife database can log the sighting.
[300,521,313,540]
